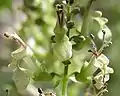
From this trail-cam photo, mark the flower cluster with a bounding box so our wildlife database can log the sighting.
[93,54,114,90]
[38,88,56,96]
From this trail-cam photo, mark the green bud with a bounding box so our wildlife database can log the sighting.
[62,60,71,65]
[51,35,56,43]
[66,21,74,29]
[66,0,74,5]
[70,35,86,43]
[71,7,80,15]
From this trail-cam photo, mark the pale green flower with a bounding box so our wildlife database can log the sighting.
[93,54,114,90]
[94,54,109,68]
[94,72,109,89]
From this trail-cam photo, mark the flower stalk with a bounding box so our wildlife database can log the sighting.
[62,64,69,96]
[81,0,96,36]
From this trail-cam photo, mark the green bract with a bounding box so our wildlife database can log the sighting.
[33,72,54,81]
[53,36,72,61]
[12,67,30,90]
[11,47,26,60]
[75,61,93,83]
[8,45,39,91]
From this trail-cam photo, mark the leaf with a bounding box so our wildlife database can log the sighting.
[33,72,54,81]
[71,35,86,43]
[12,67,30,90]
[74,61,93,83]
[52,74,61,88]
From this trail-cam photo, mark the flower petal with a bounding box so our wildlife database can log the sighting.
[97,54,109,65]
[106,67,114,74]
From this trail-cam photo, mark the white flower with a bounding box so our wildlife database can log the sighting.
[94,72,109,90]
[105,67,114,74]
[94,72,103,82]
[94,54,114,75]
[94,54,109,68]
[93,54,114,90]
[94,82,104,90]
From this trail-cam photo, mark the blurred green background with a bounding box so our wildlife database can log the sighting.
[0,0,120,96]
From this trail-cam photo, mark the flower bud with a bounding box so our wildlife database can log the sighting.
[66,0,74,5]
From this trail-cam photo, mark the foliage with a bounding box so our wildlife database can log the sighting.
[0,0,115,96]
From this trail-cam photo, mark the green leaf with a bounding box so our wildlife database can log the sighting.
[33,72,54,81]
[70,35,86,44]
[12,67,30,90]
[75,61,95,83]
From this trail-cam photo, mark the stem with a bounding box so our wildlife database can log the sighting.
[62,64,69,96]
[66,2,71,38]
[81,0,95,36]
[67,3,71,21]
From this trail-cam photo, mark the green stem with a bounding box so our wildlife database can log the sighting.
[66,2,71,38]
[81,0,95,36]
[62,64,69,96]
[67,3,71,21]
